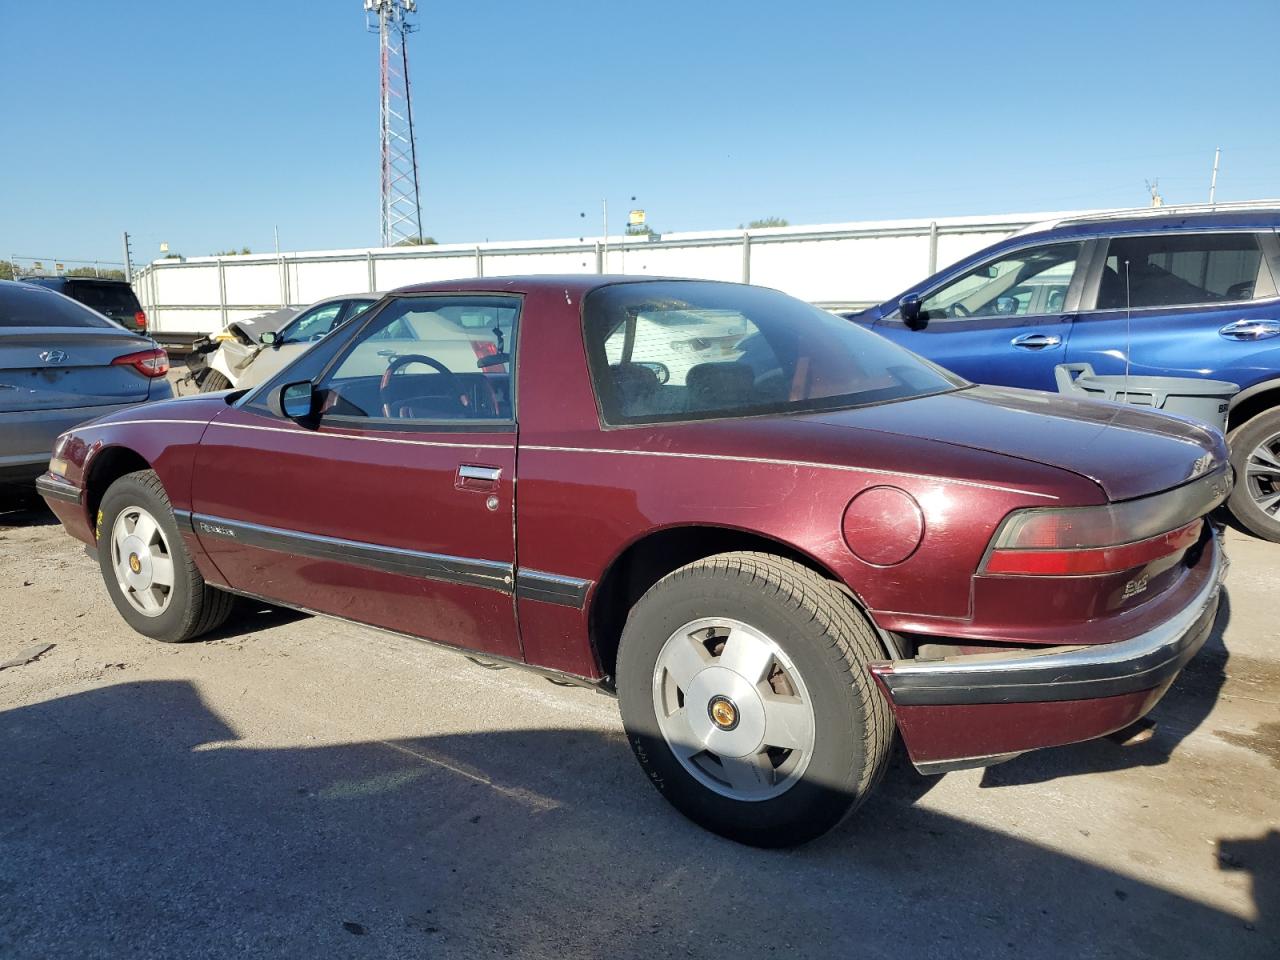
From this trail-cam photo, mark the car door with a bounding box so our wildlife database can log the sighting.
[1066,230,1280,384]
[873,240,1088,390]
[189,292,523,660]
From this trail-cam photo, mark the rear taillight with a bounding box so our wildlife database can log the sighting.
[984,519,1202,575]
[112,347,169,378]
[134,311,147,329]
[981,490,1211,577]
[470,340,498,360]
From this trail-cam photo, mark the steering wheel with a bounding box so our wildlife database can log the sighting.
[379,353,465,417]
[948,302,972,318]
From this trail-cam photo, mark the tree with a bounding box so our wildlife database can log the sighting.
[65,266,126,280]
[393,235,438,246]
[0,261,13,281]
[212,247,252,256]
[744,217,789,229]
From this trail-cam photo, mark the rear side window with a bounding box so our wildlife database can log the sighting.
[0,283,116,328]
[584,281,961,426]
[1096,233,1272,309]
[67,281,141,315]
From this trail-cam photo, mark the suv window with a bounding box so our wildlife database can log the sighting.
[918,242,1082,321]
[66,281,141,316]
[585,281,960,426]
[316,295,518,424]
[1096,233,1270,309]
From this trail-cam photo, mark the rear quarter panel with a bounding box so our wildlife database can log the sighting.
[511,285,1099,676]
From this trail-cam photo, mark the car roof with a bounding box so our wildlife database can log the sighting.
[21,276,131,286]
[389,275,688,297]
[1014,200,1280,242]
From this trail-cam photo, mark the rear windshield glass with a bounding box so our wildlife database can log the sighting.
[583,281,963,425]
[67,281,141,314]
[0,283,117,328]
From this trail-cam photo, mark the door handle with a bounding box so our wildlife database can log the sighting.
[1010,333,1062,350]
[456,464,502,492]
[1219,319,1280,341]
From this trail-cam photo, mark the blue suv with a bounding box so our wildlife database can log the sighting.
[848,204,1280,540]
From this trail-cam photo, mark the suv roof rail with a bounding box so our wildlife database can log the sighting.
[1019,199,1280,235]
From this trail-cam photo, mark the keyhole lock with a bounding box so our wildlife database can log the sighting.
[485,495,500,512]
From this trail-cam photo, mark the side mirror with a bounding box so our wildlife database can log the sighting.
[268,381,316,421]
[259,331,278,346]
[899,294,926,330]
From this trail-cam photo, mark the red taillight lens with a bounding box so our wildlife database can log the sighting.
[134,311,147,328]
[470,339,498,359]
[984,519,1203,576]
[112,347,169,378]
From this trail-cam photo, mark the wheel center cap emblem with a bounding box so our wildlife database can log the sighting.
[128,553,142,574]
[708,695,739,731]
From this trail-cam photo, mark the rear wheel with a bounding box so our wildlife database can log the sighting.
[1228,408,1280,541]
[617,551,893,847]
[199,370,233,393]
[97,470,234,641]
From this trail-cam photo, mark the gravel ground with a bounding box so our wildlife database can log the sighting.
[1,494,1277,960]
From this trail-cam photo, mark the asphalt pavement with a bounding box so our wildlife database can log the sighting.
[1,495,1277,959]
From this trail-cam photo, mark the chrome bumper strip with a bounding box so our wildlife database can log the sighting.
[35,473,82,505]
[871,535,1226,707]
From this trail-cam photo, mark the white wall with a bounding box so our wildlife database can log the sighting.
[133,210,1088,334]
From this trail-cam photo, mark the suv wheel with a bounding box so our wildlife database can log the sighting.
[617,551,893,847]
[1228,408,1280,541]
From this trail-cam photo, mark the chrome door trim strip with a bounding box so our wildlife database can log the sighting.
[189,512,594,608]
[520,445,1060,499]
[191,512,513,593]
[515,569,591,608]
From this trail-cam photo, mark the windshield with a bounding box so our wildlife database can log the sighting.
[584,281,963,425]
[1,282,117,328]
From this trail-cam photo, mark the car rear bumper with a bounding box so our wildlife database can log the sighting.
[869,531,1226,773]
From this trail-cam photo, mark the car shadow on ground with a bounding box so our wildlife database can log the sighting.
[0,680,1273,959]
[977,590,1232,789]
[0,491,58,529]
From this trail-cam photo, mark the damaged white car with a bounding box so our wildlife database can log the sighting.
[187,294,379,392]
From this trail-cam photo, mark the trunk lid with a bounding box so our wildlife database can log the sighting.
[801,384,1223,501]
[0,328,155,412]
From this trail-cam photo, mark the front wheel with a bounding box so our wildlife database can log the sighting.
[1227,409,1280,541]
[617,552,893,847]
[97,470,235,642]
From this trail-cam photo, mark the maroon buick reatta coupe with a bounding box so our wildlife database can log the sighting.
[38,277,1229,845]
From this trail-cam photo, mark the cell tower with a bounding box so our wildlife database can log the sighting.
[365,0,423,247]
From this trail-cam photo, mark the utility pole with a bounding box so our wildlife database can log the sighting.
[602,199,609,273]
[121,231,133,282]
[365,0,423,248]
[1209,146,1221,205]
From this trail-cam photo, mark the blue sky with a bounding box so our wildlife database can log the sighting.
[2,0,1278,266]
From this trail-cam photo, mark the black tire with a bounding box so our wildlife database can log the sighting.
[617,551,893,847]
[97,470,235,642]
[1227,409,1280,541]
[199,370,233,393]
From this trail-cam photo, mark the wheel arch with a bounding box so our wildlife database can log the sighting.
[1227,377,1280,434]
[83,445,153,537]
[587,523,888,684]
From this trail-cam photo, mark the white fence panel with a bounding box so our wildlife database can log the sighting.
[133,210,1098,334]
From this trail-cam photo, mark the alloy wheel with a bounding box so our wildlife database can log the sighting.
[1245,431,1280,517]
[109,505,176,618]
[651,617,816,802]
